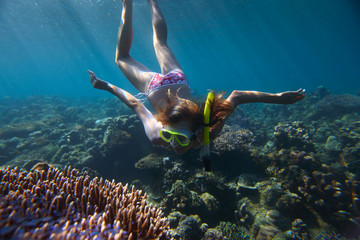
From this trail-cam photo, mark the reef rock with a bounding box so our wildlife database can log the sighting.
[200,192,219,212]
[254,224,280,240]
[163,180,208,216]
[172,215,202,240]
[273,121,315,151]
[237,173,261,190]
[212,125,255,155]
[202,228,225,240]
[215,222,250,240]
[135,153,164,171]
[309,94,360,119]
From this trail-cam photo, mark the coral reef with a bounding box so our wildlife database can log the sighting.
[215,222,250,240]
[135,153,165,171]
[237,173,262,190]
[2,89,360,239]
[285,218,311,240]
[212,125,255,155]
[202,228,225,240]
[273,121,315,151]
[309,94,360,120]
[235,202,251,224]
[0,165,171,239]
[0,96,153,183]
[171,215,202,240]
[251,208,283,240]
[163,180,208,215]
[325,135,342,152]
[297,170,360,227]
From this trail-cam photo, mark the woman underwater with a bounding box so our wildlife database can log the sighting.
[88,0,305,170]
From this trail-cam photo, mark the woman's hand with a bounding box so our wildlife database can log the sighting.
[278,88,306,104]
[88,70,109,90]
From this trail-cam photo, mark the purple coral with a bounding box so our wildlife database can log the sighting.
[0,165,171,239]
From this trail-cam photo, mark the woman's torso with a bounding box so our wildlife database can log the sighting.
[146,70,191,112]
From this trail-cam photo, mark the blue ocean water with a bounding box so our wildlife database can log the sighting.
[0,0,359,98]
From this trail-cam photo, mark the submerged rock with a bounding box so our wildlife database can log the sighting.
[212,125,255,155]
[135,153,164,170]
[173,215,202,240]
[254,224,280,240]
[202,228,225,240]
[310,94,360,119]
[200,192,219,212]
[237,173,262,190]
[273,121,315,151]
[215,222,250,240]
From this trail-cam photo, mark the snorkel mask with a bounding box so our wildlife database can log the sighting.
[160,127,192,147]
[201,91,214,171]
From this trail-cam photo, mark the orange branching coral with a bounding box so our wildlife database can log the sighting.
[297,170,360,227]
[0,165,171,239]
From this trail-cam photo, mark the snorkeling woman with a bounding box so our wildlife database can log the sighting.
[88,0,305,170]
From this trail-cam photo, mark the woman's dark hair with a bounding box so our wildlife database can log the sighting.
[205,92,234,140]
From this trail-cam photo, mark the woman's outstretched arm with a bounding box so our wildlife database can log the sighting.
[226,88,306,108]
[88,70,163,145]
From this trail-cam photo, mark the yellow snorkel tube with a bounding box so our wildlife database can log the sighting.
[201,91,214,171]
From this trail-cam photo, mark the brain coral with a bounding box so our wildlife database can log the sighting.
[0,165,171,239]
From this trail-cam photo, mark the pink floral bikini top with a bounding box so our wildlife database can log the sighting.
[147,70,189,95]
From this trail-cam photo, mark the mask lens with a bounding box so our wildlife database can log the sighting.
[175,134,190,146]
[160,130,173,142]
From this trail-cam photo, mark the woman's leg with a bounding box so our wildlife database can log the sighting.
[115,0,155,93]
[148,0,183,74]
